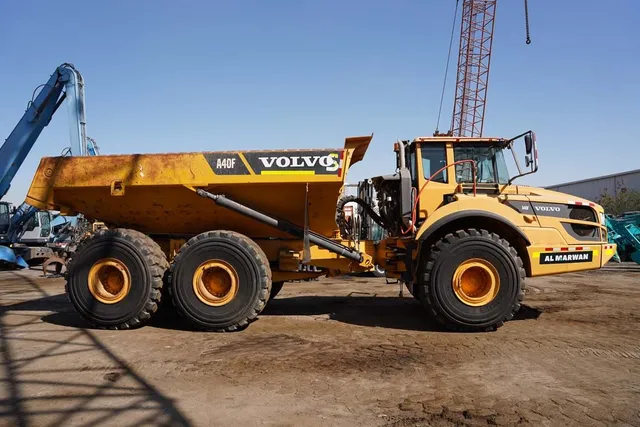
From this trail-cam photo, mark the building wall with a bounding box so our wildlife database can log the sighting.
[546,169,640,201]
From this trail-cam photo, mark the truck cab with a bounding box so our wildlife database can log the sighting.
[359,131,615,331]
[406,132,539,214]
[372,132,612,280]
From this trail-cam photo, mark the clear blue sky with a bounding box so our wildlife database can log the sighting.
[1,0,638,204]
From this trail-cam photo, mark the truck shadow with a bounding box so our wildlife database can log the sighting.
[0,271,192,427]
[266,295,440,331]
[24,272,541,336]
[263,295,541,331]
[44,293,541,334]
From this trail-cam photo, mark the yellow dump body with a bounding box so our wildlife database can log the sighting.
[25,136,372,241]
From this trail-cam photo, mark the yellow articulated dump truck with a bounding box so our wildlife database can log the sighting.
[24,131,615,332]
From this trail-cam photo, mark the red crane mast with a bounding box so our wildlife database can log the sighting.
[439,0,530,137]
[451,0,497,137]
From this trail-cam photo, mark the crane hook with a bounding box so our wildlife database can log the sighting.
[524,0,531,44]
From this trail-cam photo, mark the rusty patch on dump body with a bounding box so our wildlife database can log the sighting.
[24,136,373,238]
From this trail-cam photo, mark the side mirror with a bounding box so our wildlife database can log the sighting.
[507,130,539,184]
[524,134,533,155]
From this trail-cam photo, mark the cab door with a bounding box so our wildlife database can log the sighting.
[415,142,456,219]
[0,203,9,237]
[19,214,40,242]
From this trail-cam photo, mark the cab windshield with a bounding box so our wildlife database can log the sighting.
[453,143,510,184]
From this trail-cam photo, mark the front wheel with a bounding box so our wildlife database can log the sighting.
[420,229,525,332]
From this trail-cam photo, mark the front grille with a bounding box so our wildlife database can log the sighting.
[571,224,599,238]
[562,223,600,241]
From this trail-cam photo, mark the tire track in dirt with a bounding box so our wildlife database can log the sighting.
[384,392,639,427]
[169,331,640,378]
[2,269,639,427]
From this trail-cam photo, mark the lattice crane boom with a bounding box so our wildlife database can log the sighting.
[451,0,497,137]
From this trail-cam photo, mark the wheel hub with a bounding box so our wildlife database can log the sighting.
[88,258,131,304]
[193,260,239,306]
[452,258,500,306]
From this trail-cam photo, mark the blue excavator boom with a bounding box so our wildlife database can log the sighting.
[0,63,88,199]
[0,63,94,269]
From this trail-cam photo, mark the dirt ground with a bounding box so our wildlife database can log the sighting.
[0,265,638,427]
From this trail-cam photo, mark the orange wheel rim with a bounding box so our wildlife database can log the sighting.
[88,258,131,304]
[452,258,500,306]
[192,260,239,306]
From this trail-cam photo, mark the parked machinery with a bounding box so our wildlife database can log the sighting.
[0,63,100,269]
[0,204,54,268]
[25,128,616,332]
[606,213,640,264]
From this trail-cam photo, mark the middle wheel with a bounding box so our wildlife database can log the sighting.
[169,230,272,331]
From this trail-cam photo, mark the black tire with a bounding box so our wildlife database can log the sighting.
[405,283,420,300]
[420,229,525,332]
[169,230,271,331]
[66,228,168,330]
[269,281,284,300]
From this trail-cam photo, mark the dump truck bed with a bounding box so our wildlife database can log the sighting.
[25,136,372,238]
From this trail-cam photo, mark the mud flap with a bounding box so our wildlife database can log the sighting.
[0,246,28,269]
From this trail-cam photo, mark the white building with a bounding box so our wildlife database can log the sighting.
[546,169,640,202]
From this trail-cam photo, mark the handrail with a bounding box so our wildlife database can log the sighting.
[402,159,477,235]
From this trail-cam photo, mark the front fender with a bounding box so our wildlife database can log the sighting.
[415,197,531,245]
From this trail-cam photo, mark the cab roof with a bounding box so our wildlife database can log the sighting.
[412,136,507,144]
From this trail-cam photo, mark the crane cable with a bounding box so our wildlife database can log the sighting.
[434,0,460,135]
[524,0,531,44]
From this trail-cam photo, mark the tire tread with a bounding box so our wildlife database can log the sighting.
[421,228,526,332]
[66,228,168,330]
[168,230,271,332]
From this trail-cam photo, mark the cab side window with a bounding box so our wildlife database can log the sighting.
[0,203,8,220]
[421,144,447,183]
[407,144,417,186]
[24,214,39,231]
[0,204,9,228]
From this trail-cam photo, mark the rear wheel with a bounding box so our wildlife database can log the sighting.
[420,229,525,332]
[66,228,168,329]
[169,230,271,331]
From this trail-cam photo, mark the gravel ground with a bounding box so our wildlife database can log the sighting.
[0,264,638,427]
